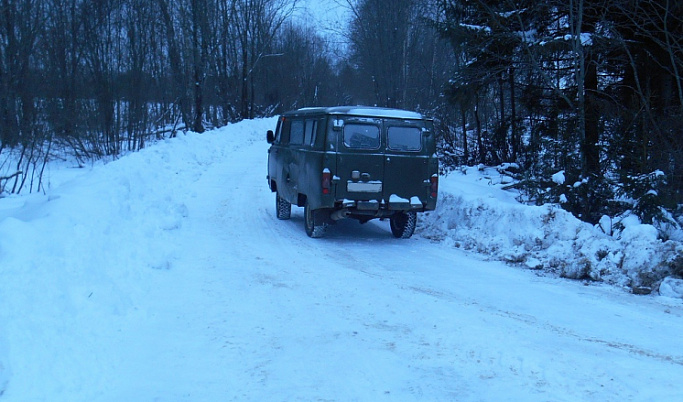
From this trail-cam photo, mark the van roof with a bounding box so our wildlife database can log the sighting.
[282,106,427,120]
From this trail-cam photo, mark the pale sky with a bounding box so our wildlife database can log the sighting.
[293,0,351,44]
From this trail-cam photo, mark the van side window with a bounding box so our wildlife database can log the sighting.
[280,119,291,144]
[387,126,422,151]
[343,123,380,149]
[274,118,283,143]
[290,120,305,145]
[304,119,318,146]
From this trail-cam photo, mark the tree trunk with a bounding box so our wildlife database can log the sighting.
[584,51,599,176]
[461,108,469,164]
[509,67,518,160]
[157,0,191,130]
[475,94,484,164]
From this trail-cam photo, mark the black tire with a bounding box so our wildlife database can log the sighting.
[304,201,327,238]
[390,211,417,239]
[276,193,291,220]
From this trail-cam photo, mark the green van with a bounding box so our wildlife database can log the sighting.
[266,106,438,238]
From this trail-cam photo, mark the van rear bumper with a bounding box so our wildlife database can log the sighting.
[333,198,434,213]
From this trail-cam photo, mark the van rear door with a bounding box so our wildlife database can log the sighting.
[334,118,385,205]
[382,122,432,208]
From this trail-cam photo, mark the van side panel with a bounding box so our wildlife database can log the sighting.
[267,116,291,198]
[292,116,335,210]
[267,118,282,192]
[315,117,338,208]
[277,118,297,204]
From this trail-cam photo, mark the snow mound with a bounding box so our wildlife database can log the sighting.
[660,277,683,298]
[420,166,683,297]
[0,118,276,398]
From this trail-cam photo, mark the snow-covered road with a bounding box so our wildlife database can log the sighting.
[1,118,682,400]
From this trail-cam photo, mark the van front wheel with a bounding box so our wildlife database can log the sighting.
[304,202,327,238]
[390,211,417,239]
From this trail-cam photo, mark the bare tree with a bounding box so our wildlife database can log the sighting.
[213,0,240,123]
[0,0,49,193]
[157,0,192,131]
[231,0,295,119]
[264,22,339,111]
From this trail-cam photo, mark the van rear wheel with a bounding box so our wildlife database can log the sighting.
[276,193,291,220]
[390,211,417,239]
[304,202,327,238]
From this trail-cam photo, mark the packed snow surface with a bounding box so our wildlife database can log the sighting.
[1,118,682,401]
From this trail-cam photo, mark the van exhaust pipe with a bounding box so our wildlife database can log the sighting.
[330,209,350,221]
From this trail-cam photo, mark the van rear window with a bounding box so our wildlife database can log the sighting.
[344,124,380,149]
[387,126,422,151]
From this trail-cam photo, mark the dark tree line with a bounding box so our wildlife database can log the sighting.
[0,0,305,193]
[2,0,682,228]
[342,0,683,225]
[433,0,683,225]
[344,0,453,110]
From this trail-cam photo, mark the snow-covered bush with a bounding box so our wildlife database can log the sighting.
[617,170,675,226]
[421,165,683,296]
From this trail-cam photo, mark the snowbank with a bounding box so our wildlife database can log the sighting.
[420,166,683,297]
[0,119,275,398]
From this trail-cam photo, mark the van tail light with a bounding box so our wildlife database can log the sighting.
[322,169,331,195]
[430,174,438,198]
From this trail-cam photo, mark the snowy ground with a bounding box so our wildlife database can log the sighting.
[1,118,682,401]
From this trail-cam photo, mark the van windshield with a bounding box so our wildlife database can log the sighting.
[387,126,422,151]
[343,123,380,149]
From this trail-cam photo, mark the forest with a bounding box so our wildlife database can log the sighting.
[0,0,682,229]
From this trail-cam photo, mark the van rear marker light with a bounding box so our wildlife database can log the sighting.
[322,169,332,195]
